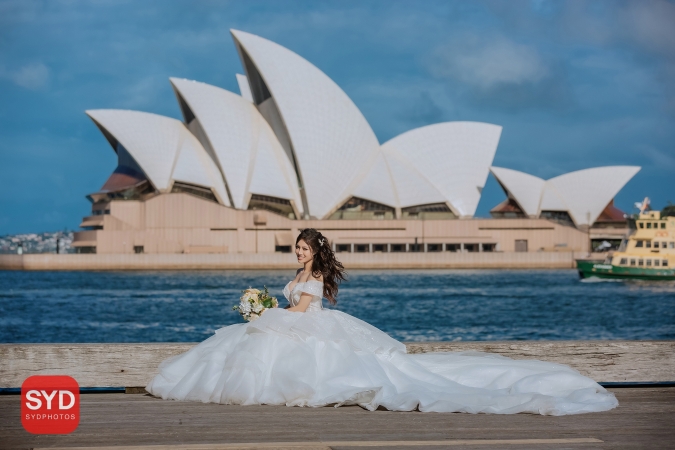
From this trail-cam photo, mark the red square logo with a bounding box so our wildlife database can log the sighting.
[21,375,80,434]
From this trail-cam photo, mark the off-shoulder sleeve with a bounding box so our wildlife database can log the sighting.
[298,281,323,298]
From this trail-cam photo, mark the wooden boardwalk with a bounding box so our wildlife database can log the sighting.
[1,387,673,450]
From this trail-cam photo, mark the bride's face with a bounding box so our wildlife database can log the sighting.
[295,239,313,264]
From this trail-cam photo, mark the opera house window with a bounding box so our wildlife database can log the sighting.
[427,244,442,252]
[76,246,96,254]
[540,211,575,226]
[464,243,479,253]
[134,246,144,254]
[409,243,423,252]
[446,244,461,252]
[372,244,388,253]
[275,245,292,253]
[481,243,496,252]
[401,203,456,220]
[355,244,369,253]
[87,179,156,204]
[171,182,218,203]
[329,197,395,220]
[391,244,406,253]
[247,194,296,219]
[336,244,351,253]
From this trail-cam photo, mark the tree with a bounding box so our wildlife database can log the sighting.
[662,202,675,218]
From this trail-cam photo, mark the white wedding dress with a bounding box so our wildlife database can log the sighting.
[146,280,618,415]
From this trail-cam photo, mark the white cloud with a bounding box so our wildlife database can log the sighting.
[0,62,50,90]
[428,34,549,90]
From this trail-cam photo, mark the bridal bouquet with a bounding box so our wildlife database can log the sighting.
[233,287,278,321]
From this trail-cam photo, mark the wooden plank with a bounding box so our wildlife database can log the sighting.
[36,438,604,449]
[0,388,673,449]
[1,341,673,388]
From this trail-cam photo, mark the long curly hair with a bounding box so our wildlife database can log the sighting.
[296,228,346,305]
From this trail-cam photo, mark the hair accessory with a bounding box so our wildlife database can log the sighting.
[319,238,325,247]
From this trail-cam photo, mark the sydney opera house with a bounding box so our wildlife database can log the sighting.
[73,30,639,256]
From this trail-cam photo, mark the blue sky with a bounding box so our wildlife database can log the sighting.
[1,0,674,235]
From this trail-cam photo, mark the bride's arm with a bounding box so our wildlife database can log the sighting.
[287,292,313,312]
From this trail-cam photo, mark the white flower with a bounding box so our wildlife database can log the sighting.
[243,288,260,302]
[252,303,264,313]
[239,301,251,314]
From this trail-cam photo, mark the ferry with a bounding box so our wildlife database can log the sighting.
[577,209,675,280]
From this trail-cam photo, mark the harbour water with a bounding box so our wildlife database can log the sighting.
[1,269,673,343]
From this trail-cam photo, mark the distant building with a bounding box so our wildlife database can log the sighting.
[73,30,639,256]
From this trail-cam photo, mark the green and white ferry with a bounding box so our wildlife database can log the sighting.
[577,210,675,280]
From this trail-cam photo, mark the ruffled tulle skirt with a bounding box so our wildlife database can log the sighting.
[146,309,618,415]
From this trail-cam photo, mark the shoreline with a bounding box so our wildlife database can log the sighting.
[0,251,602,271]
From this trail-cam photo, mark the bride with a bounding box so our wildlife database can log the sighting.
[146,228,618,415]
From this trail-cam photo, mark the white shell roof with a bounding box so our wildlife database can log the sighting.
[352,147,448,211]
[86,109,230,206]
[539,184,568,212]
[169,78,302,212]
[380,122,502,217]
[247,126,302,206]
[235,74,253,102]
[351,152,399,208]
[490,166,641,226]
[490,166,545,216]
[231,29,381,219]
[384,147,448,208]
[547,166,641,225]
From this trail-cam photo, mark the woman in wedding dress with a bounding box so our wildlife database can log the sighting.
[146,228,618,415]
